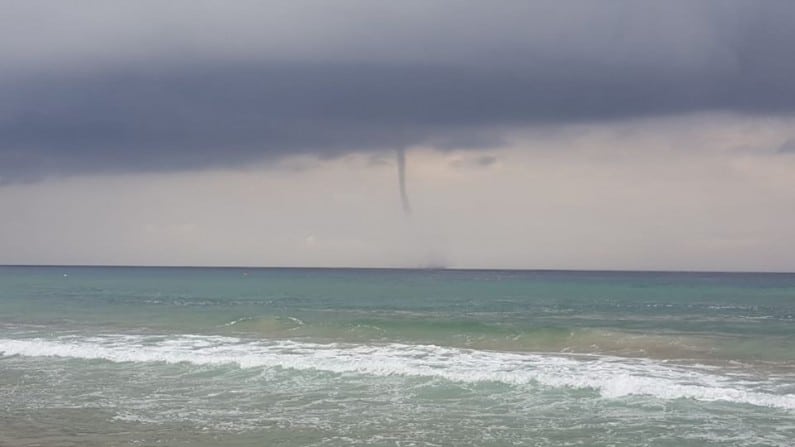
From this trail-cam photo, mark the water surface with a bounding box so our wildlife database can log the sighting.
[1,267,793,446]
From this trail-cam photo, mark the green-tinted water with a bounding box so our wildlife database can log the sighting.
[1,267,794,446]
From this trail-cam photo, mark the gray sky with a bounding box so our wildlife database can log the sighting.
[2,1,795,270]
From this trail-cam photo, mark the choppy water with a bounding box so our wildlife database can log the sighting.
[1,267,794,446]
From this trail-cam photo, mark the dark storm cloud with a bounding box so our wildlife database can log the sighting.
[450,155,498,170]
[778,140,795,154]
[1,1,795,183]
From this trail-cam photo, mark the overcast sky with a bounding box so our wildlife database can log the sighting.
[2,1,795,270]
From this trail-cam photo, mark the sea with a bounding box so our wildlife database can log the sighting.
[0,266,793,446]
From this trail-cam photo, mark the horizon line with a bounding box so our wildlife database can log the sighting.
[2,264,794,275]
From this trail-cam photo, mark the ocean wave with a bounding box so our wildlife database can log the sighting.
[1,334,793,410]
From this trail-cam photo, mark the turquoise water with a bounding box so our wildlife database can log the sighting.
[1,266,794,446]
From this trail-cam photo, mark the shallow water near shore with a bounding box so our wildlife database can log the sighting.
[1,266,794,446]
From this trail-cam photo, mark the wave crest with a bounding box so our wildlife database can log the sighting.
[1,334,793,410]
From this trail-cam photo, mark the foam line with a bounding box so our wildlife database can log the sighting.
[1,335,793,410]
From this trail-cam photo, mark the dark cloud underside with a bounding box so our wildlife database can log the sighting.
[1,1,795,183]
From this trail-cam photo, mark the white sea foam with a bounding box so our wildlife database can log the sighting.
[1,334,793,410]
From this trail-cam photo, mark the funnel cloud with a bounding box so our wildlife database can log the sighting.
[397,148,411,215]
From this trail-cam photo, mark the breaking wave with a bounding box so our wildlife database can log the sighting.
[1,334,793,410]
